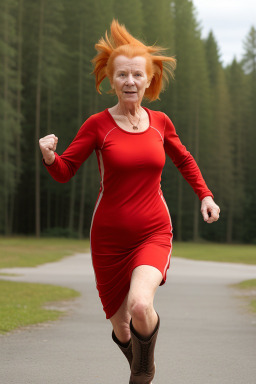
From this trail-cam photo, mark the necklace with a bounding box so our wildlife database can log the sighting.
[125,109,142,130]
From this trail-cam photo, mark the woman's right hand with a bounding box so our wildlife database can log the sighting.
[39,134,58,165]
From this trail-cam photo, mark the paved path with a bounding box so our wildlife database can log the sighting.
[1,254,256,384]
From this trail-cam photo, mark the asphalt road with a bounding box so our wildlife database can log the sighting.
[0,254,256,384]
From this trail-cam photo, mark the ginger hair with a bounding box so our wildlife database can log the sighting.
[92,20,176,101]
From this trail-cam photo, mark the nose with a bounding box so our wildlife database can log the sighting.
[125,74,135,86]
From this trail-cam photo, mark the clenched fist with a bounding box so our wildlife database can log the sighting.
[201,196,220,224]
[39,134,58,165]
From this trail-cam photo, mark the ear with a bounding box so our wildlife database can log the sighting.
[146,80,151,89]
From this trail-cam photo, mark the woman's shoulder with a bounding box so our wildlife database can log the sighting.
[144,107,167,126]
[85,110,107,123]
[80,110,111,131]
[145,107,169,118]
[80,109,117,148]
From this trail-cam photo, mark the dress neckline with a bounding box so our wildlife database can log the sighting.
[105,107,151,135]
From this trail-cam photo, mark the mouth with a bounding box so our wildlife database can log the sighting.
[124,91,137,95]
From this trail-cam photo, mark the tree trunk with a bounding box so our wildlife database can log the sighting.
[78,164,86,238]
[3,1,10,235]
[226,191,234,243]
[69,178,76,233]
[193,197,200,241]
[9,0,24,234]
[16,0,23,181]
[226,207,233,243]
[177,175,183,241]
[78,18,86,238]
[193,100,200,241]
[35,0,45,238]
[47,86,52,230]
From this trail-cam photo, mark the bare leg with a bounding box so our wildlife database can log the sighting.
[127,265,162,337]
[110,265,163,382]
[110,265,162,340]
[127,265,162,383]
[110,294,131,343]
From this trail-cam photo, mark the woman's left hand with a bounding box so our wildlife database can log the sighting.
[201,196,220,224]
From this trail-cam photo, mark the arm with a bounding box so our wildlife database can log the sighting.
[164,114,220,222]
[39,115,98,183]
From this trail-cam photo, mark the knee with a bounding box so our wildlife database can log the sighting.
[128,297,153,323]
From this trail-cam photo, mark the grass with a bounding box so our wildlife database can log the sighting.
[235,279,256,289]
[0,237,88,333]
[0,273,21,277]
[172,242,256,265]
[1,238,255,269]
[0,238,255,333]
[232,279,256,313]
[0,280,80,334]
[0,237,90,268]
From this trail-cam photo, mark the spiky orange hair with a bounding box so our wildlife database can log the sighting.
[92,20,176,101]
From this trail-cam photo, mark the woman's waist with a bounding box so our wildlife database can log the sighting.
[92,196,171,232]
[90,213,172,255]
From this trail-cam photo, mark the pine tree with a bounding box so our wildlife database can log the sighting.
[165,0,212,241]
[166,0,198,240]
[12,0,24,233]
[204,31,233,242]
[0,0,21,234]
[1,0,254,243]
[57,0,114,237]
[241,26,256,242]
[140,0,175,113]
[190,38,212,241]
[225,59,247,242]
[33,0,66,237]
[242,26,256,74]
[112,0,143,37]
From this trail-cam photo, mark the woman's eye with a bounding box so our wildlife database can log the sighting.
[135,73,141,77]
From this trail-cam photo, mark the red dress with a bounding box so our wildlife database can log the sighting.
[44,108,213,319]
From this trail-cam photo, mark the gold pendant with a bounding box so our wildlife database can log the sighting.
[133,126,138,130]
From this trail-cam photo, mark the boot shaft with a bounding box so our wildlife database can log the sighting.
[129,315,160,384]
[112,330,133,368]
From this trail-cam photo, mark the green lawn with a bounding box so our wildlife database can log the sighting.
[172,242,256,265]
[1,238,255,268]
[0,237,90,268]
[0,280,80,334]
[0,237,88,333]
[1,238,255,333]
[236,279,256,289]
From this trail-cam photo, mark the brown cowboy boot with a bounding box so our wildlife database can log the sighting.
[129,315,160,384]
[112,330,133,368]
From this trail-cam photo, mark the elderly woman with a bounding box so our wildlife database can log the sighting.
[39,20,220,384]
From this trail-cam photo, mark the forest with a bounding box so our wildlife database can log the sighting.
[0,0,256,243]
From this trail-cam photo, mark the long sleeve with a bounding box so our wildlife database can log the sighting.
[163,113,213,201]
[44,115,98,183]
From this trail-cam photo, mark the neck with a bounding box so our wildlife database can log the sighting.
[116,101,142,117]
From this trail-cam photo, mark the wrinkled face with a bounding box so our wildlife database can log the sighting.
[111,55,150,104]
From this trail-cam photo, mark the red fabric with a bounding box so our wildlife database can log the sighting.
[44,108,213,318]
